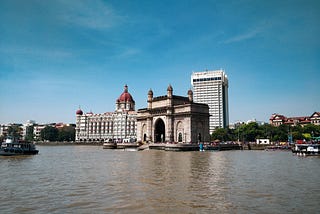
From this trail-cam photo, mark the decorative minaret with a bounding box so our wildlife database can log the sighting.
[147,89,153,109]
[166,85,174,142]
[75,107,83,142]
[188,89,193,102]
[167,84,173,107]
[167,84,173,98]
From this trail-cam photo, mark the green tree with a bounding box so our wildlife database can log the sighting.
[25,126,34,141]
[7,125,22,139]
[211,128,228,141]
[302,124,320,138]
[211,128,237,142]
[242,122,261,142]
[211,122,320,144]
[292,131,304,141]
[259,124,275,139]
[227,128,237,141]
[273,124,289,142]
[40,126,59,141]
[58,126,75,142]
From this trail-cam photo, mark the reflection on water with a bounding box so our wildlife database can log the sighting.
[0,146,319,213]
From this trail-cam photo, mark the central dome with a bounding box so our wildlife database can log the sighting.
[117,85,135,103]
[76,109,83,115]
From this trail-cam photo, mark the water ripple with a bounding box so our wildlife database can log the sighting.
[0,147,319,213]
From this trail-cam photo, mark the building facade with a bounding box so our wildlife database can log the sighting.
[136,85,210,143]
[270,112,320,127]
[75,85,137,143]
[191,70,229,133]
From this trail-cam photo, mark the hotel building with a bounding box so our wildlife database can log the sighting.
[75,85,137,143]
[191,70,229,133]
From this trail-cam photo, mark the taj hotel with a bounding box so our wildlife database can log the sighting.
[75,70,229,143]
[75,85,137,143]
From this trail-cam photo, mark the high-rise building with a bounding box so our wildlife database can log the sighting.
[191,70,229,133]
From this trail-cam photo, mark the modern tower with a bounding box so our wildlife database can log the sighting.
[191,70,229,134]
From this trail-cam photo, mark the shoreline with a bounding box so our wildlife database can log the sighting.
[35,141,103,146]
[34,141,292,151]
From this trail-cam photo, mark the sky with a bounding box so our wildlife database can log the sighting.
[0,0,319,125]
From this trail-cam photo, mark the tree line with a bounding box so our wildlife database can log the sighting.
[211,122,320,143]
[3,122,319,143]
[39,126,75,142]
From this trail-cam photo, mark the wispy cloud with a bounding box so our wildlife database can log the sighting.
[57,0,125,30]
[222,21,270,44]
[116,48,141,59]
[223,28,261,44]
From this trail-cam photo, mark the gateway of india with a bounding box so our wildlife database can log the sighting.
[75,85,210,143]
[137,85,210,143]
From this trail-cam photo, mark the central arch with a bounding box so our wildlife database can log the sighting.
[154,118,165,142]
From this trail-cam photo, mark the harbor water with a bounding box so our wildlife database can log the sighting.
[0,146,319,213]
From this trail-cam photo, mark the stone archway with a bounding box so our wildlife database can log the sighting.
[154,118,165,142]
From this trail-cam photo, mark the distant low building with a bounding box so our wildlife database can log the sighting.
[269,112,320,127]
[0,124,8,137]
[256,139,270,145]
[0,121,76,141]
[310,112,320,126]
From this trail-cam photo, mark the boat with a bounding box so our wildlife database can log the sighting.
[102,138,117,149]
[0,138,39,156]
[265,145,291,151]
[102,142,117,149]
[116,143,140,150]
[292,143,320,156]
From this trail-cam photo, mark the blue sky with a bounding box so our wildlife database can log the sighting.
[0,0,319,124]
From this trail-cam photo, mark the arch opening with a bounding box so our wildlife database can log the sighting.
[154,119,165,142]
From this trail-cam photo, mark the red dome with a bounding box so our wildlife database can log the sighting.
[117,85,135,103]
[76,109,83,115]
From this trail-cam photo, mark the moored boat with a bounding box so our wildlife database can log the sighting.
[265,145,291,151]
[102,142,117,149]
[0,138,39,156]
[292,143,320,156]
[116,143,140,150]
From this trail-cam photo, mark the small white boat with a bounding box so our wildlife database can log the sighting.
[0,138,39,156]
[292,144,320,156]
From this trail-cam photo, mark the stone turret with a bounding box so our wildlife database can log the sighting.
[148,89,153,109]
[188,89,193,102]
[167,84,173,98]
[167,84,173,107]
